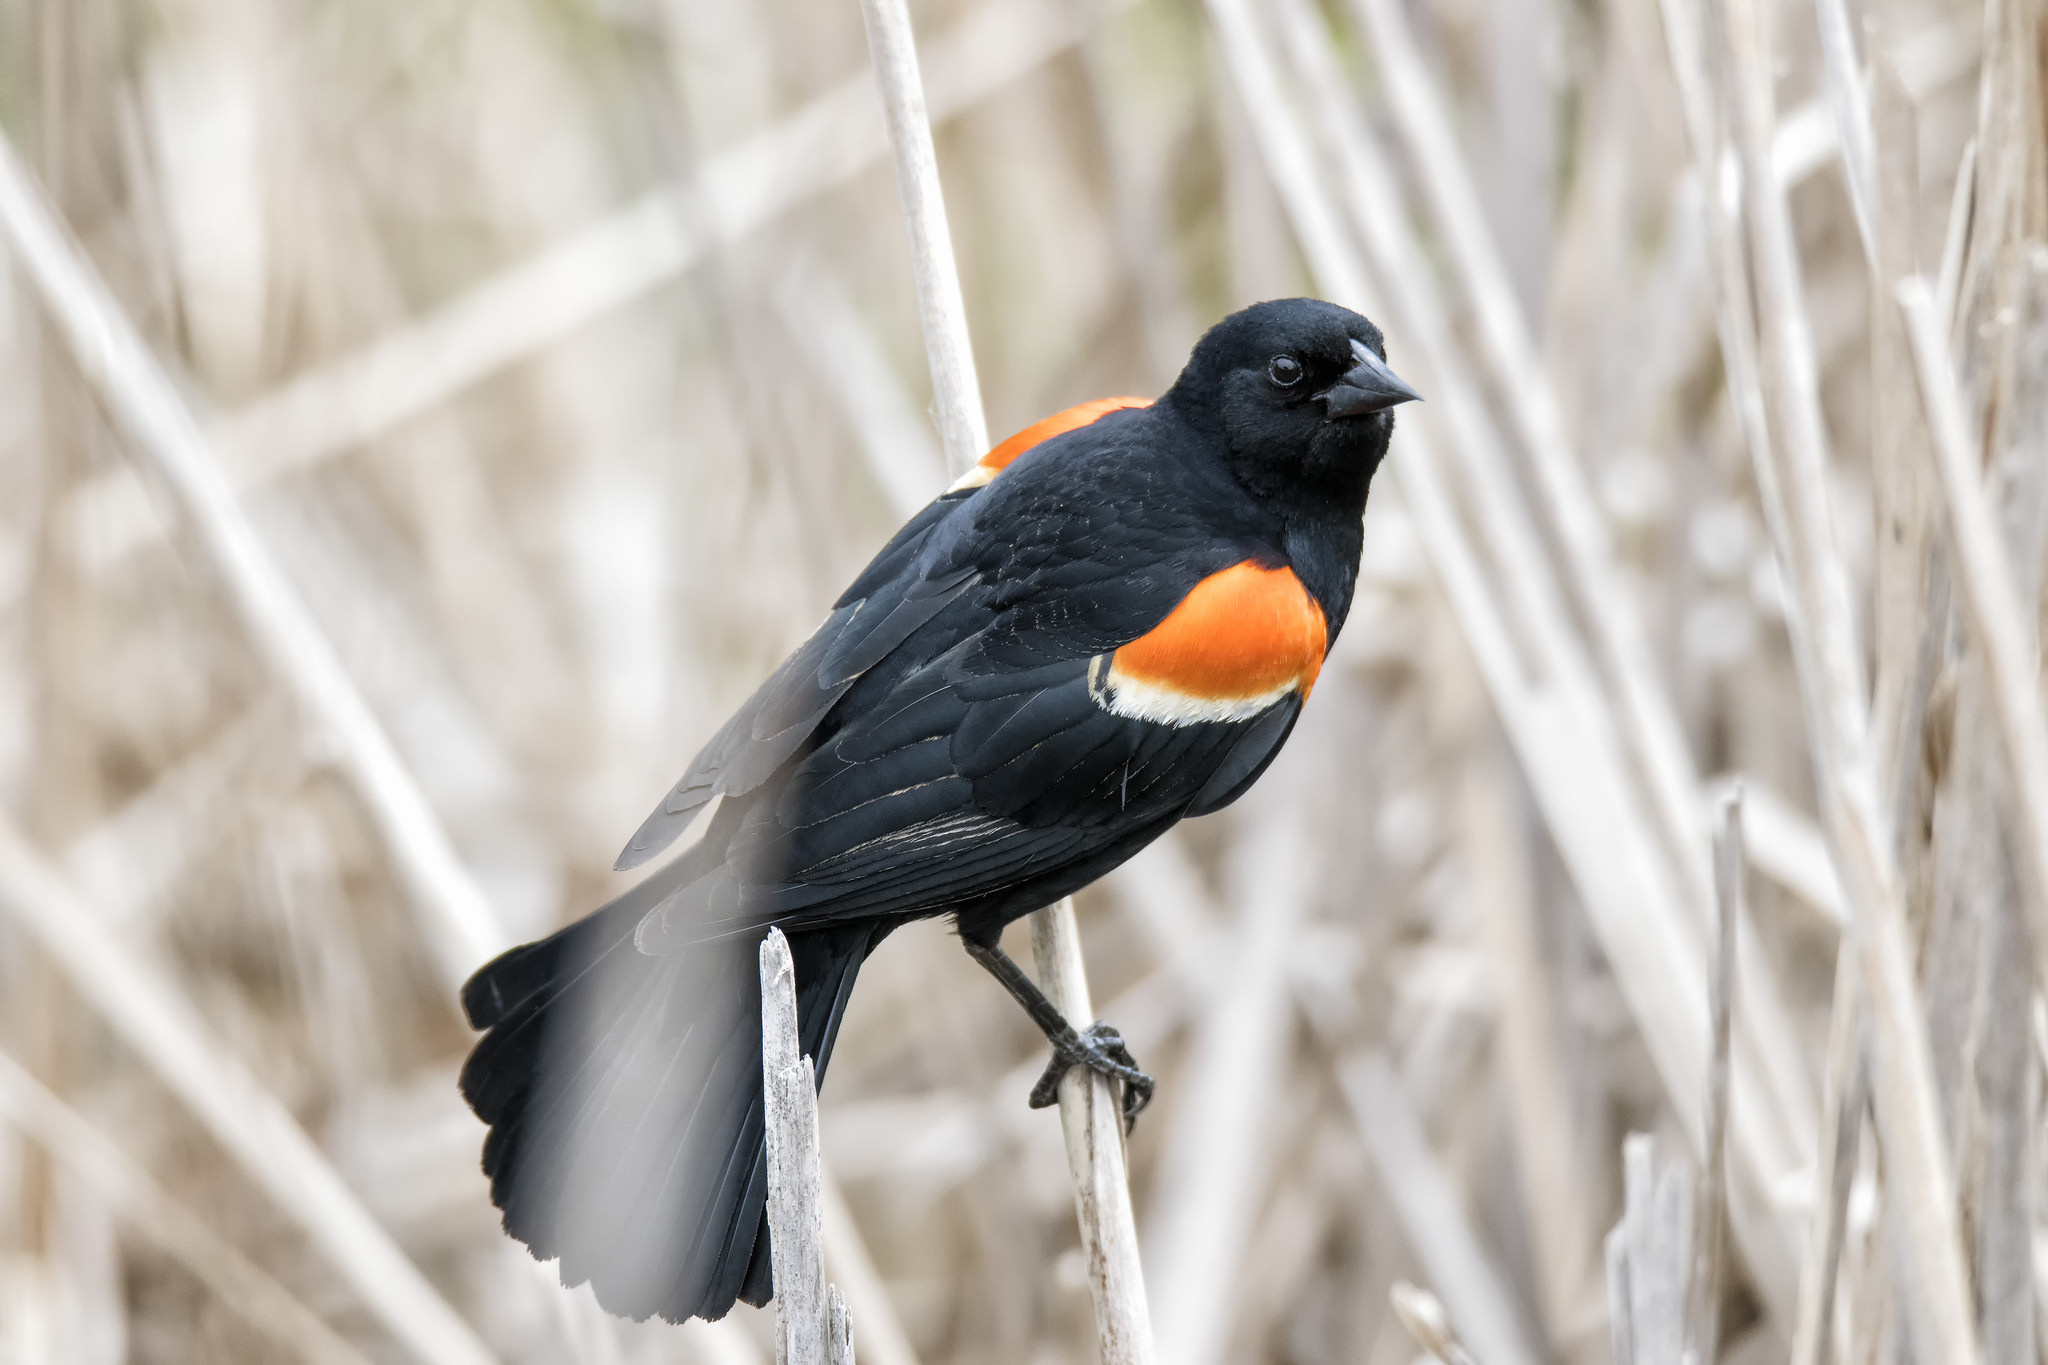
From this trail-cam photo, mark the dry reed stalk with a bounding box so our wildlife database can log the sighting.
[762,928,832,1365]
[1812,0,1877,262]
[1952,0,2042,346]
[1970,870,2039,1365]
[1609,1135,1692,1365]
[1650,0,1788,604]
[1938,138,1981,324]
[0,130,506,992]
[1391,1280,1485,1365]
[829,1285,854,1365]
[1785,935,1866,1365]
[855,0,988,464]
[1026,910,1155,1365]
[1705,0,1979,1358]
[1865,48,1942,853]
[0,1045,372,1365]
[853,2,1151,1360]
[0,816,498,1365]
[1899,277,2048,1013]
[1716,778,1844,927]
[1687,790,1740,1365]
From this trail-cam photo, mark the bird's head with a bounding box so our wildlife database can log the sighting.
[1165,298,1418,508]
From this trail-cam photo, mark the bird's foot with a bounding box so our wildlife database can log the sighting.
[1029,1022,1155,1132]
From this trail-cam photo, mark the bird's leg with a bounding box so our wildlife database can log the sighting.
[959,934,1154,1131]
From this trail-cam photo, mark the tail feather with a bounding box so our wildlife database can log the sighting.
[459,865,883,1322]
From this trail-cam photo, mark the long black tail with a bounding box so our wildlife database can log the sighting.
[458,860,879,1321]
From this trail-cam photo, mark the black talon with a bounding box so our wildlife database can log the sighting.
[959,935,1157,1132]
[1028,1021,1155,1132]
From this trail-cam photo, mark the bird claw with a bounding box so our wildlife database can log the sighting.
[1028,1022,1155,1132]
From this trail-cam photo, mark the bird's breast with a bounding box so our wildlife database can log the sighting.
[1088,561,1327,726]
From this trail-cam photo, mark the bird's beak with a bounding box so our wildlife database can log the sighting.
[1318,339,1422,416]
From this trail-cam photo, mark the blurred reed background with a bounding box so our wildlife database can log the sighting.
[0,0,2037,1362]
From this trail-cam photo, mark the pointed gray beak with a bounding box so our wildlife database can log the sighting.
[1319,338,1422,417]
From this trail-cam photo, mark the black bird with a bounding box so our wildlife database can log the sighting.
[458,297,1419,1322]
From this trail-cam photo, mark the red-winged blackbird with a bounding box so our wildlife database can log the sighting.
[458,297,1418,1322]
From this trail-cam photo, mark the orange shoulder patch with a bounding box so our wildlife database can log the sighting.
[1095,562,1327,725]
[948,397,1151,491]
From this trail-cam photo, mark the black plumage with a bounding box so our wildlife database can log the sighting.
[458,298,1417,1322]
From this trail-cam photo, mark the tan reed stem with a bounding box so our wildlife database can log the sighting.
[852,2,1153,1360]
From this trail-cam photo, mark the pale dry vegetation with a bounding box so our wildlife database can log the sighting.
[0,0,2039,1363]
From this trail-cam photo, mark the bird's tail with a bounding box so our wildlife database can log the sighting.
[458,859,879,1322]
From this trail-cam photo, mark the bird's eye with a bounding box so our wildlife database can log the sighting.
[1268,355,1304,387]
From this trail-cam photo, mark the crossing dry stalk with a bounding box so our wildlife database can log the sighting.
[853,2,1153,1361]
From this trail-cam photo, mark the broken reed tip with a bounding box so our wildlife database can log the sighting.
[1390,1280,1481,1365]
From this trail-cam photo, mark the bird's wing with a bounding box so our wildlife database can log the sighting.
[631,549,1324,952]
